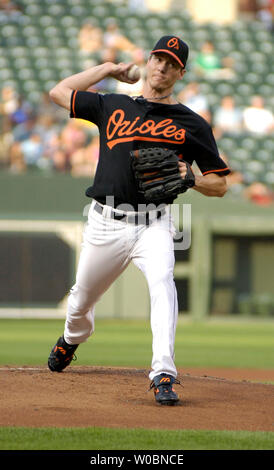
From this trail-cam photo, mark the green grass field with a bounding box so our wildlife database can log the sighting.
[1,317,274,369]
[0,427,273,450]
[0,318,273,451]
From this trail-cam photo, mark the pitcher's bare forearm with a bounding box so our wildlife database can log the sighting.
[193,173,227,197]
[178,161,227,197]
[49,62,136,110]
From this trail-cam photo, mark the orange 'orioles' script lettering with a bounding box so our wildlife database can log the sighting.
[106,109,186,149]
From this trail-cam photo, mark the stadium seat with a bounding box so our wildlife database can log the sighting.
[215,82,235,97]
[264,172,274,185]
[233,148,250,162]
[263,139,274,153]
[0,2,273,131]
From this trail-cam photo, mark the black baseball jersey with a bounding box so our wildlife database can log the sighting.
[70,91,230,209]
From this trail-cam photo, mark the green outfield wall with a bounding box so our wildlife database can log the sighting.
[1,172,274,319]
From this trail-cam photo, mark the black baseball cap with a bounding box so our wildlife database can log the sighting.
[151,35,189,69]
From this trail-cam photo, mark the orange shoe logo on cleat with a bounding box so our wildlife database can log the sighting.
[160,377,171,384]
[57,346,66,355]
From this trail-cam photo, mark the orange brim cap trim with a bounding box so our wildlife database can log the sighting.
[151,49,185,68]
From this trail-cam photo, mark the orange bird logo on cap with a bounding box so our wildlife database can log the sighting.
[167,37,179,50]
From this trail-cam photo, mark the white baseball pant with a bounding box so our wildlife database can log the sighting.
[64,200,178,380]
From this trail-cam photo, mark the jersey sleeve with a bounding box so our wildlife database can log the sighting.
[193,121,230,177]
[70,90,104,126]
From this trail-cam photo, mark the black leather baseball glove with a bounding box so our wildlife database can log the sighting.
[130,147,195,202]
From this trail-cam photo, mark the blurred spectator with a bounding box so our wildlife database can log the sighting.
[0,85,101,176]
[10,96,33,126]
[177,82,211,123]
[194,41,234,80]
[34,114,59,142]
[36,92,67,122]
[8,141,26,173]
[86,135,99,176]
[195,41,221,74]
[128,0,148,11]
[213,96,243,137]
[256,0,274,31]
[143,0,172,11]
[244,181,274,205]
[20,133,43,168]
[238,0,258,17]
[0,116,13,168]
[59,121,87,158]
[0,0,21,14]
[102,20,143,63]
[70,147,89,177]
[12,112,37,142]
[222,149,274,205]
[226,167,245,190]
[70,135,99,178]
[51,148,70,173]
[78,22,103,55]
[220,152,245,195]
[43,133,61,163]
[0,86,18,117]
[242,95,274,134]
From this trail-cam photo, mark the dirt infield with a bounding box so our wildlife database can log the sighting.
[0,366,273,431]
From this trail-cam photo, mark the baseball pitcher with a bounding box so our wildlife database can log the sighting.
[48,36,230,405]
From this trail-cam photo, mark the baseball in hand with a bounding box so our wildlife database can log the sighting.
[127,64,141,81]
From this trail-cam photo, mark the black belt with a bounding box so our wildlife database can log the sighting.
[94,202,164,225]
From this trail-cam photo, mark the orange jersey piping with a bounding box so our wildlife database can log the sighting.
[202,167,230,175]
[72,90,77,118]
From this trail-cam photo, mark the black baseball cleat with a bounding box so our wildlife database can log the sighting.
[48,335,79,372]
[150,373,180,406]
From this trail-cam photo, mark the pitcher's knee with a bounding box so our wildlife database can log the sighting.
[68,284,94,315]
[148,267,174,290]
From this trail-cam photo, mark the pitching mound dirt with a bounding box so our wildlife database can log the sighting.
[0,366,273,431]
